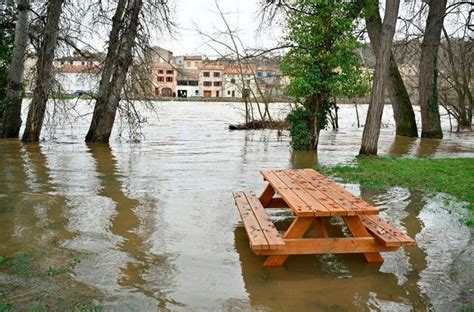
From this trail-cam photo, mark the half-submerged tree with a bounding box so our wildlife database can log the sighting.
[1,0,30,138]
[362,0,418,138]
[22,0,64,142]
[85,0,144,143]
[418,0,448,139]
[440,23,473,131]
[359,0,400,155]
[282,0,363,150]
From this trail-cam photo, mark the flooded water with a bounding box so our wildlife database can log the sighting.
[0,101,473,311]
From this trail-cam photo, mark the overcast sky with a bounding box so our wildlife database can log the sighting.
[149,0,284,57]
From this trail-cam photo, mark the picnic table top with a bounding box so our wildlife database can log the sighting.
[260,169,379,217]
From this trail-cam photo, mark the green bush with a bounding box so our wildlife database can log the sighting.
[286,106,312,150]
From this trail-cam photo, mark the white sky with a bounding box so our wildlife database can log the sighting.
[149,0,284,57]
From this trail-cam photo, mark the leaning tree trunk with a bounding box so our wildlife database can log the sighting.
[364,0,418,138]
[21,0,63,142]
[360,0,400,155]
[85,0,143,143]
[418,0,447,139]
[1,0,30,138]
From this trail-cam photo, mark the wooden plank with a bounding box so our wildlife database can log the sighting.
[343,216,384,263]
[296,170,366,216]
[263,217,314,266]
[254,237,399,256]
[245,192,285,250]
[285,170,348,216]
[261,170,314,217]
[272,170,331,217]
[302,169,379,215]
[259,184,275,207]
[233,192,269,250]
[362,215,416,247]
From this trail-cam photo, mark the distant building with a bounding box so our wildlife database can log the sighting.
[153,63,176,97]
[222,66,254,98]
[148,46,174,64]
[54,51,103,94]
[146,46,177,97]
[176,69,200,98]
[199,63,224,97]
[183,55,203,69]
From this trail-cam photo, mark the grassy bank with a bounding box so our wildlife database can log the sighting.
[320,157,474,226]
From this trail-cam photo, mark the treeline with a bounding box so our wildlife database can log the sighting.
[0,0,472,150]
[0,0,171,143]
[263,0,472,155]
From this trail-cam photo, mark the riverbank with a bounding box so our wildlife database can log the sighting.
[321,157,474,227]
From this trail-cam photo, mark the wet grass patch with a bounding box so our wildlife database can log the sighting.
[0,248,102,311]
[320,157,474,226]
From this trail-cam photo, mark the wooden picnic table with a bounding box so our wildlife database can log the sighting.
[233,169,416,267]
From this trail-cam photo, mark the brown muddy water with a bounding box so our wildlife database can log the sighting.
[0,101,473,311]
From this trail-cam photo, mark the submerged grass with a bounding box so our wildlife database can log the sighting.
[320,157,474,226]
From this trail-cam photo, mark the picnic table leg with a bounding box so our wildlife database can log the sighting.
[264,217,314,266]
[259,184,275,207]
[343,216,384,263]
[314,217,329,238]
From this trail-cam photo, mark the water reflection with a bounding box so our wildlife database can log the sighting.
[388,136,417,156]
[359,186,430,310]
[88,145,146,286]
[416,138,442,158]
[290,150,318,169]
[87,144,178,309]
[0,141,73,254]
[234,225,413,311]
[0,140,29,254]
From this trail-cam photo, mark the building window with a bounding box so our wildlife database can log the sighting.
[166,77,173,82]
[166,70,173,75]
[158,70,164,74]
[213,72,220,77]
[216,91,220,97]
[203,81,212,87]
[157,76,164,82]
[213,81,221,87]
[177,80,187,86]
[230,78,235,84]
[186,61,191,67]
[203,72,210,77]
[227,90,231,95]
[189,80,198,86]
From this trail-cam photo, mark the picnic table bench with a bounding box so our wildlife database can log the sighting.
[233,169,416,266]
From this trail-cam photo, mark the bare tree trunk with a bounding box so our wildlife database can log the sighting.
[21,0,63,142]
[364,0,418,138]
[354,99,360,128]
[418,0,447,139]
[85,0,143,143]
[1,0,29,138]
[442,27,472,130]
[94,0,127,109]
[360,0,400,155]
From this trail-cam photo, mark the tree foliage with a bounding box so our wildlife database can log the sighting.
[0,0,16,119]
[281,0,363,150]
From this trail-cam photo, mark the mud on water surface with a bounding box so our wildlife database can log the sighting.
[0,101,473,311]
